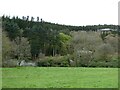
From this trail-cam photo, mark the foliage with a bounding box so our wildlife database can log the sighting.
[104,34,118,52]
[11,37,31,60]
[2,31,13,60]
[37,56,70,67]
[94,43,114,62]
[2,59,19,67]
[71,31,103,66]
[58,33,71,55]
[2,20,20,40]
[2,15,118,67]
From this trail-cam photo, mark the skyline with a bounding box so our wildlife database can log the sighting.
[0,0,119,26]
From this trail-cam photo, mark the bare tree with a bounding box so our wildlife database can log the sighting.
[105,34,118,53]
[94,43,114,62]
[70,31,103,66]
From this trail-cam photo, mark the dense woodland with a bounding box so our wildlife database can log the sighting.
[2,15,119,67]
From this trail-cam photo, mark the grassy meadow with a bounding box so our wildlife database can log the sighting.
[2,67,118,88]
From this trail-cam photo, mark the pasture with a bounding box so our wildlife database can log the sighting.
[2,67,118,88]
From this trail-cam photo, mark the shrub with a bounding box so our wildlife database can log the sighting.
[89,55,118,68]
[2,59,19,67]
[89,60,118,68]
[37,56,70,67]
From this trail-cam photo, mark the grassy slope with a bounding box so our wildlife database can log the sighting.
[2,67,118,88]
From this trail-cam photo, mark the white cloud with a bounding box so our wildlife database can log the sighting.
[0,0,119,26]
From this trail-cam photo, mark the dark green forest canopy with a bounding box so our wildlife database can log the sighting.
[2,15,118,31]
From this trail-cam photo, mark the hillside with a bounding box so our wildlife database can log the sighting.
[2,15,119,67]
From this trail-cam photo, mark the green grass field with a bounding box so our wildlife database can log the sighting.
[2,67,118,88]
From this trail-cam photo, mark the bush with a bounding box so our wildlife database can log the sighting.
[2,59,19,67]
[37,56,70,67]
[89,56,118,68]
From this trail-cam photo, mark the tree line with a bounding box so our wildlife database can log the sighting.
[2,15,119,67]
[2,15,72,61]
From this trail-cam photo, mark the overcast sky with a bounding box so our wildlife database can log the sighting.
[0,0,119,26]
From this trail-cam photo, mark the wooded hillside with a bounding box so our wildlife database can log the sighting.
[2,15,119,67]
